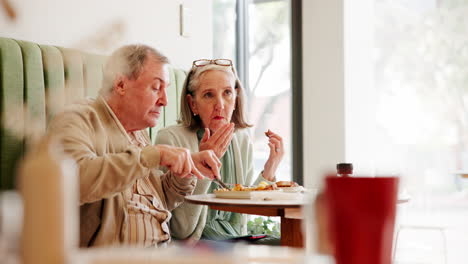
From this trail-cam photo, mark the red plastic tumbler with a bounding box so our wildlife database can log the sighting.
[325,176,399,264]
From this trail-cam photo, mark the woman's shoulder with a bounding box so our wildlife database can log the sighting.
[156,124,198,149]
[158,124,193,135]
[233,127,252,143]
[156,124,196,143]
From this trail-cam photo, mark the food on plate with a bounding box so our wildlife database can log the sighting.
[274,181,305,193]
[275,181,299,187]
[215,181,278,192]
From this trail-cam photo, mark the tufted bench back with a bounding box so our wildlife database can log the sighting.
[0,37,187,190]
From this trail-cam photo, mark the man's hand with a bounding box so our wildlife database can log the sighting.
[199,123,235,158]
[191,150,221,180]
[156,144,204,179]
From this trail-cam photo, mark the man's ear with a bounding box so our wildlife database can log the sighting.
[113,76,126,95]
[187,94,198,115]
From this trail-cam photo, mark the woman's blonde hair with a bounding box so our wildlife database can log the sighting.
[179,64,252,130]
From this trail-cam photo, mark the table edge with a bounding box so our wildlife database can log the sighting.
[185,194,304,208]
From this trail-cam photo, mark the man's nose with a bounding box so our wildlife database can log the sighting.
[157,89,168,106]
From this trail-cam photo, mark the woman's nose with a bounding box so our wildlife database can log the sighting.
[214,95,224,110]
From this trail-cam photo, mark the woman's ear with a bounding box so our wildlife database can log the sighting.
[187,94,198,115]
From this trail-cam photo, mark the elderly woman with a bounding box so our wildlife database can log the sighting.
[155,59,284,241]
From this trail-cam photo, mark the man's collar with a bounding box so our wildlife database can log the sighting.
[99,96,134,143]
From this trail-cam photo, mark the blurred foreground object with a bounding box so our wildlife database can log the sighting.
[76,243,307,264]
[1,0,16,21]
[18,138,78,264]
[313,163,355,254]
[0,191,23,264]
[313,191,333,254]
[324,176,399,264]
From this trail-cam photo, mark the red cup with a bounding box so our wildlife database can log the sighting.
[325,176,399,264]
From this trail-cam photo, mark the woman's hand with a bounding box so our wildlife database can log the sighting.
[199,123,235,158]
[263,129,284,181]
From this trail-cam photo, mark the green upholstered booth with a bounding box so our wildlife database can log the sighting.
[0,37,187,190]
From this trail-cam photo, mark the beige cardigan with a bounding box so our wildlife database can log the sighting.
[46,97,195,247]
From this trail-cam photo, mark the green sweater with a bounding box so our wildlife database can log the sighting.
[155,125,268,240]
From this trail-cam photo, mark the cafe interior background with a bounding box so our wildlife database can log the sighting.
[1,0,468,263]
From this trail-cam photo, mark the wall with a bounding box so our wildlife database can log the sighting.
[302,0,345,188]
[302,0,375,188]
[0,0,212,69]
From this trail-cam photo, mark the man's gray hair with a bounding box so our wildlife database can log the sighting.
[100,44,169,96]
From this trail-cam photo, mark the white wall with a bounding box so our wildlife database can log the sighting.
[302,0,345,188]
[302,0,375,188]
[0,0,212,69]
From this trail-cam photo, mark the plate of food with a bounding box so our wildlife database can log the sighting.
[213,181,279,199]
[213,181,305,199]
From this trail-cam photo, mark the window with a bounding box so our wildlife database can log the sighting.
[213,0,293,182]
[212,0,237,63]
[375,0,468,194]
[374,0,468,261]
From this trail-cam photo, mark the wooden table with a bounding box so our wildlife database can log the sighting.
[185,194,306,248]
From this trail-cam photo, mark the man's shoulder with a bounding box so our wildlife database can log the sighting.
[48,98,102,128]
[69,97,98,110]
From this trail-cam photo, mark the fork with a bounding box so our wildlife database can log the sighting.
[213,178,230,189]
[199,160,230,189]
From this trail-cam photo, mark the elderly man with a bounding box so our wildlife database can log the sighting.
[46,44,220,248]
